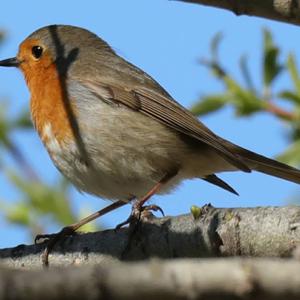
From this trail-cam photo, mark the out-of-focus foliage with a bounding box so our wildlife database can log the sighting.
[191,29,300,166]
[0,32,97,237]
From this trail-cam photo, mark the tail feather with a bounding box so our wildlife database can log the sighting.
[233,145,300,185]
[202,174,239,195]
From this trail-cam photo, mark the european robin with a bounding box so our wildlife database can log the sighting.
[1,25,300,264]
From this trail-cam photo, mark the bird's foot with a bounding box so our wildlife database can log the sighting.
[34,200,128,267]
[115,203,164,230]
[35,226,76,267]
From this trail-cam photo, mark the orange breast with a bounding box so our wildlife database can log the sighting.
[26,62,76,146]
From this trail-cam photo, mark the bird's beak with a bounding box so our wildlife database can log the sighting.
[0,57,20,67]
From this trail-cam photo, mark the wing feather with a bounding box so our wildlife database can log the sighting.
[79,80,251,172]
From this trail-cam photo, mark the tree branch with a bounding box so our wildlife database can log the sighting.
[265,101,298,121]
[1,258,300,300]
[177,0,300,26]
[1,205,300,269]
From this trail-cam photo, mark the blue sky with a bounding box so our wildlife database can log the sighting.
[0,0,299,247]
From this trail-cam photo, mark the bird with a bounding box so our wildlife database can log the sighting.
[1,25,300,258]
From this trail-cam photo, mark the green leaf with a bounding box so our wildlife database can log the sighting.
[224,76,265,116]
[199,32,226,79]
[190,205,202,220]
[263,29,282,87]
[0,103,9,144]
[7,171,76,226]
[199,59,227,78]
[190,95,227,116]
[210,32,223,61]
[287,53,300,95]
[276,140,300,166]
[239,55,255,92]
[6,202,31,226]
[279,90,300,105]
[12,109,32,129]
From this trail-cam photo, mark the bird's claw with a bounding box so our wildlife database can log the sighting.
[34,226,76,267]
[35,233,57,244]
[115,203,164,230]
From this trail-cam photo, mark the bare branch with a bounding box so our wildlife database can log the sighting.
[1,258,300,300]
[1,205,300,269]
[177,0,300,26]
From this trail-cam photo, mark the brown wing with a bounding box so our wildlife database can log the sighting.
[80,80,251,172]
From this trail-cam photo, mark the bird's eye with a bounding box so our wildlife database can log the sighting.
[31,46,43,59]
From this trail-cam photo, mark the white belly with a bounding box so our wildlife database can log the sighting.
[41,102,233,201]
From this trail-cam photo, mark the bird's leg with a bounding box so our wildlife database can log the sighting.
[116,172,176,229]
[35,199,128,267]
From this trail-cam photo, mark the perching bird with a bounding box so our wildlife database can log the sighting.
[0,25,300,256]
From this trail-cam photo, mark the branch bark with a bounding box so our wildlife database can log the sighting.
[1,205,300,269]
[178,0,300,26]
[1,258,300,300]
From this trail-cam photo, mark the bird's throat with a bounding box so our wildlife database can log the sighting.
[29,62,76,146]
